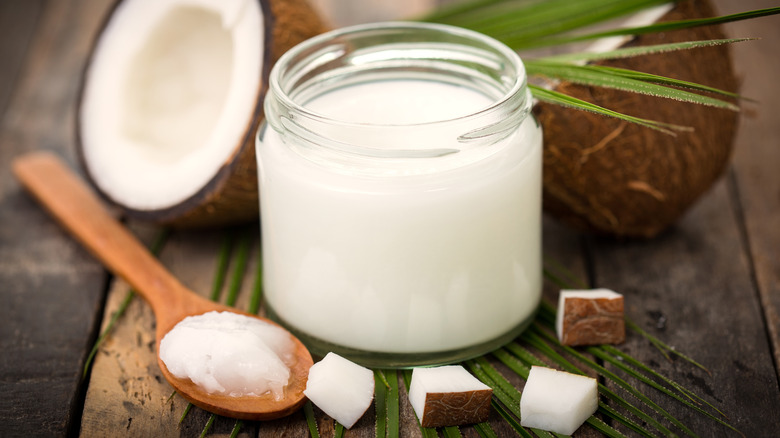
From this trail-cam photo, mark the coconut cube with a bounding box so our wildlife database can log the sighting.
[520,366,598,435]
[303,352,374,429]
[408,365,493,428]
[556,288,625,346]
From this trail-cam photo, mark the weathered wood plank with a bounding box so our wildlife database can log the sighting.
[715,0,780,379]
[0,0,45,119]
[591,3,780,435]
[79,225,266,437]
[590,177,780,436]
[0,0,113,436]
[4,0,775,437]
[585,5,780,431]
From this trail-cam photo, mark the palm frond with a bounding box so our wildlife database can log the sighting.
[538,37,752,64]
[529,84,690,134]
[532,6,780,48]
[526,60,740,110]
[419,1,780,133]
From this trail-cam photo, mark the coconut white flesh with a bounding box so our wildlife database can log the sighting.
[79,0,262,210]
[520,366,598,435]
[408,365,491,424]
[303,352,374,429]
[158,311,294,399]
[555,288,623,340]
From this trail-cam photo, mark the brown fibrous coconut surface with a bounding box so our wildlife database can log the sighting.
[420,389,493,428]
[537,0,739,238]
[559,296,626,346]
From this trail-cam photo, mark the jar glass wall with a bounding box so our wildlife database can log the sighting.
[256,22,542,367]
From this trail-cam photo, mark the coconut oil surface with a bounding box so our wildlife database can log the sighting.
[159,311,294,398]
[257,22,542,366]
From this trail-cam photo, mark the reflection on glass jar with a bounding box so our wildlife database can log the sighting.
[256,22,542,367]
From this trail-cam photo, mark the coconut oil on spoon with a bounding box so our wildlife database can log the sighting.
[12,151,313,420]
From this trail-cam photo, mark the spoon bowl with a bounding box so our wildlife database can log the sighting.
[13,151,313,421]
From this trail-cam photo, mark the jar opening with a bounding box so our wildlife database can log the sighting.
[262,22,533,170]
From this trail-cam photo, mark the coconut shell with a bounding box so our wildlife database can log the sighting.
[419,389,493,428]
[537,0,739,238]
[76,0,328,227]
[558,295,625,346]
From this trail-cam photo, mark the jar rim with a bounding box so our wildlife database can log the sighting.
[267,21,527,129]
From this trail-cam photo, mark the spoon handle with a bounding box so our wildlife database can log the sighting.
[12,151,188,315]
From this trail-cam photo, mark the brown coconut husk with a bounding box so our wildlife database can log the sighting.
[536,0,739,238]
[76,0,328,227]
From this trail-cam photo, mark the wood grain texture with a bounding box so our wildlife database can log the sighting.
[0,0,45,119]
[0,0,111,436]
[13,152,313,421]
[1,0,778,437]
[590,179,780,435]
[715,0,780,380]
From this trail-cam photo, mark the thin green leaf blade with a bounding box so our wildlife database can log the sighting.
[539,38,752,65]
[533,6,780,48]
[304,401,320,438]
[210,231,233,301]
[179,402,193,424]
[199,414,216,438]
[587,346,743,434]
[626,318,711,372]
[335,422,345,438]
[423,0,671,49]
[529,84,689,134]
[442,426,463,438]
[225,228,252,307]
[466,359,522,419]
[492,399,535,438]
[248,242,263,315]
[374,371,388,438]
[229,420,243,438]
[473,421,500,438]
[386,369,400,438]
[526,61,739,110]
[596,65,743,99]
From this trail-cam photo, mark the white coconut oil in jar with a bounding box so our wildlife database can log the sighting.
[256,22,542,367]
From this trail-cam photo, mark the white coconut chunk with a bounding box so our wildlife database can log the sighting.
[556,288,625,346]
[79,0,262,210]
[520,366,598,435]
[408,365,493,428]
[303,352,374,429]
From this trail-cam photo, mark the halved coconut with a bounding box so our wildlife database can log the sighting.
[537,0,739,237]
[77,0,327,227]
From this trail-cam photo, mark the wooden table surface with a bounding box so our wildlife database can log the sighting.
[1,0,778,437]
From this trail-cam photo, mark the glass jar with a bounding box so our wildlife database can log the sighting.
[256,22,542,367]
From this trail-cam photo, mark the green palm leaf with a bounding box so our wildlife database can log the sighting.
[526,60,740,110]
[529,84,690,134]
[374,371,388,437]
[533,6,780,48]
[423,0,670,46]
[539,38,752,64]
[420,1,780,133]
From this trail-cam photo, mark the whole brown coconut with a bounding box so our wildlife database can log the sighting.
[536,0,739,238]
[76,0,328,227]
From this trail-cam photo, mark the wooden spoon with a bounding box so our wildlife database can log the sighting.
[12,151,313,421]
